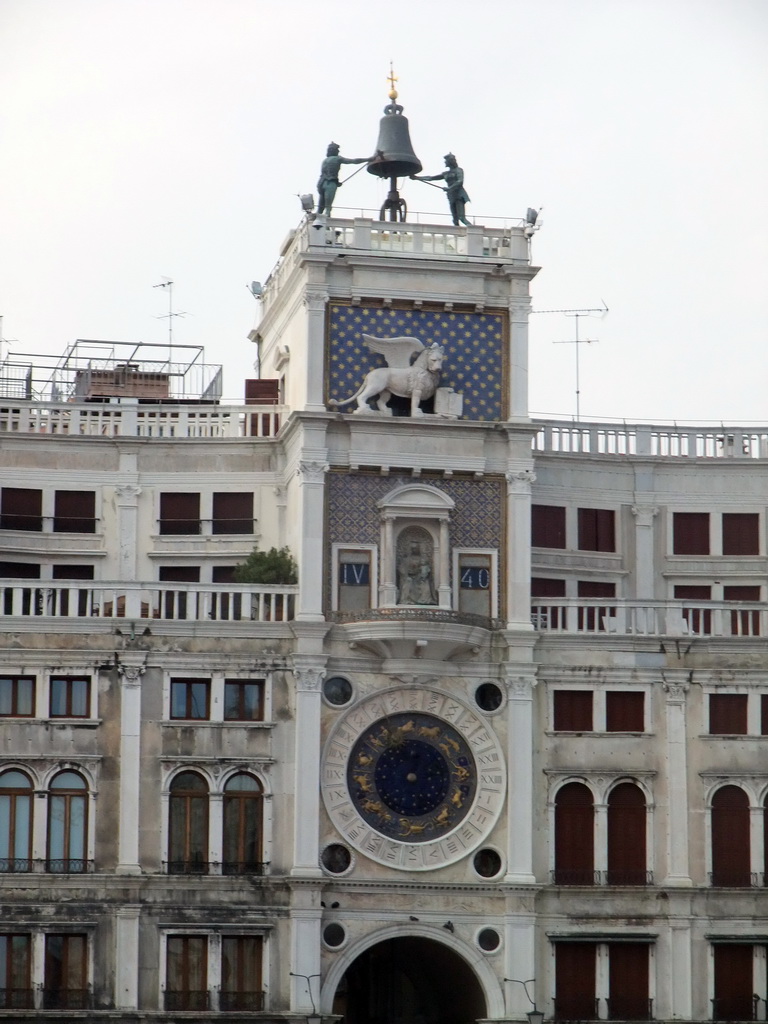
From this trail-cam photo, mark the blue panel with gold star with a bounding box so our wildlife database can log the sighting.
[326,303,507,421]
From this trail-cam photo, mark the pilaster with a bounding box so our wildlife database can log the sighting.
[304,290,329,411]
[296,461,328,622]
[505,470,536,628]
[291,657,326,877]
[508,296,531,418]
[504,671,537,883]
[117,655,145,874]
[115,905,141,1008]
[631,504,659,598]
[662,673,692,885]
[115,484,141,590]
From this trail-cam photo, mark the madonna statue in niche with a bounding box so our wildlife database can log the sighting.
[397,528,437,605]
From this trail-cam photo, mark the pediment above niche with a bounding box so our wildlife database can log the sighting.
[377,483,454,520]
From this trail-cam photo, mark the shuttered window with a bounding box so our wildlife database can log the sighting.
[578,508,615,552]
[762,694,768,735]
[159,493,200,535]
[713,944,754,1021]
[531,578,566,597]
[531,505,566,548]
[555,943,596,1020]
[212,493,254,535]
[709,694,747,735]
[674,584,712,634]
[722,513,759,555]
[724,585,761,636]
[711,786,751,886]
[553,690,593,731]
[0,489,42,532]
[554,783,594,885]
[606,692,644,732]
[53,491,96,533]
[607,783,647,885]
[673,512,709,554]
[608,944,650,1021]
[577,580,616,631]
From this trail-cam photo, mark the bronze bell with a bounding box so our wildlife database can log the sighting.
[368,101,422,180]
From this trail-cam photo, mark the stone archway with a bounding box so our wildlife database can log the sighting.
[331,935,488,1024]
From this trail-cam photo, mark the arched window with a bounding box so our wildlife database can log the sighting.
[0,770,33,872]
[554,782,594,884]
[607,782,647,885]
[168,772,209,874]
[223,774,263,875]
[711,785,750,886]
[47,771,87,873]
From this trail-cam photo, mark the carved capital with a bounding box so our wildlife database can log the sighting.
[298,461,328,484]
[304,290,329,311]
[115,484,142,503]
[119,657,147,687]
[631,504,659,527]
[506,468,536,492]
[291,656,327,692]
[662,672,691,703]
[504,673,537,698]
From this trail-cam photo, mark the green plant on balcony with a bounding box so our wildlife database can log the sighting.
[233,546,298,586]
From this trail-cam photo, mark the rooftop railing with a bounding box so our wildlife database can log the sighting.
[0,401,283,438]
[0,581,297,623]
[533,419,768,459]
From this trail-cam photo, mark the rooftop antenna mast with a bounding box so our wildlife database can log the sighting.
[534,303,608,421]
[153,278,189,367]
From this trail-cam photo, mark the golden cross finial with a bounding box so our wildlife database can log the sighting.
[387,63,398,101]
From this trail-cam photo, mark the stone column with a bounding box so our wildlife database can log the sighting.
[438,518,451,606]
[667,917,693,1020]
[505,672,537,883]
[296,462,328,622]
[209,792,224,873]
[504,915,537,1016]
[114,906,141,1008]
[304,290,329,412]
[505,470,536,629]
[750,805,764,879]
[662,674,692,885]
[594,799,608,877]
[117,656,145,874]
[508,296,532,419]
[380,514,396,605]
[631,505,659,599]
[291,659,325,877]
[290,888,322,1012]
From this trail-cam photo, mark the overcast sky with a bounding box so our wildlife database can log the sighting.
[1,0,766,421]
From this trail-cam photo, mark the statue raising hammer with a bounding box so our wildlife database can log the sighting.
[412,153,471,226]
[316,142,376,217]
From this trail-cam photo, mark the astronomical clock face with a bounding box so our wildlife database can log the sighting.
[322,688,506,871]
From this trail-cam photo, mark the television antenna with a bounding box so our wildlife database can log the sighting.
[153,279,189,361]
[533,302,608,421]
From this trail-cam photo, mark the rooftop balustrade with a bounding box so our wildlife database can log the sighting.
[531,598,766,638]
[533,418,768,459]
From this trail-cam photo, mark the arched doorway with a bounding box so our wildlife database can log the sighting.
[332,936,487,1024]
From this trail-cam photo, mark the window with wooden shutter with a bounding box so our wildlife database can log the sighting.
[606,691,645,732]
[0,489,42,532]
[762,694,768,735]
[159,493,200,535]
[531,504,566,548]
[553,691,593,731]
[722,513,759,555]
[577,580,616,631]
[709,694,748,735]
[713,944,754,1021]
[578,507,615,552]
[607,783,647,885]
[554,783,594,885]
[674,584,712,634]
[711,786,751,886]
[608,944,650,1021]
[53,491,96,533]
[673,512,709,554]
[43,933,87,1009]
[554,942,597,1020]
[212,492,254,534]
[531,577,566,628]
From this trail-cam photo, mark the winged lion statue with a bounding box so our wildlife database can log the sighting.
[329,334,445,416]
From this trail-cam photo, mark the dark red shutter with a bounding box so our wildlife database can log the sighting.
[554,691,593,731]
[606,692,644,732]
[159,566,200,582]
[212,493,253,535]
[531,505,566,548]
[762,695,768,736]
[709,694,747,735]
[674,584,712,634]
[711,786,751,886]
[673,512,709,554]
[608,944,649,1020]
[578,508,615,552]
[713,944,754,1020]
[244,379,279,404]
[159,493,200,535]
[0,562,41,578]
[53,491,95,533]
[555,943,596,1020]
[722,513,759,556]
[607,783,647,884]
[531,578,566,597]
[554,782,594,884]
[577,580,616,631]
[1,488,42,531]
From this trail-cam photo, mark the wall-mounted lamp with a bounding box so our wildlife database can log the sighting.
[289,971,322,1024]
[505,977,542,1024]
